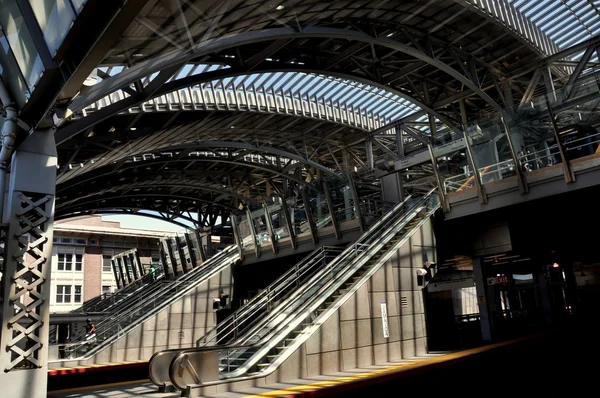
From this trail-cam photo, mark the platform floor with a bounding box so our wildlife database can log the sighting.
[46,351,460,398]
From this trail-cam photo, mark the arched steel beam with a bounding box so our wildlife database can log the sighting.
[59,27,504,141]
[57,157,309,194]
[57,184,245,209]
[58,140,340,184]
[57,193,237,213]
[56,209,195,230]
[71,27,501,111]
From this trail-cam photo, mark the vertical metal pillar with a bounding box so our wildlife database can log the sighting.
[427,144,450,212]
[112,259,122,289]
[546,102,575,183]
[459,100,487,204]
[395,123,404,157]
[230,216,244,261]
[175,236,189,274]
[128,253,139,280]
[158,240,171,278]
[347,174,364,231]
[193,228,207,264]
[472,256,493,342]
[500,116,529,194]
[119,257,132,285]
[184,232,197,268]
[246,209,260,258]
[262,203,278,254]
[279,197,297,249]
[0,130,56,397]
[365,138,374,170]
[135,250,144,276]
[323,180,341,239]
[164,237,180,276]
[301,188,318,244]
[113,258,126,287]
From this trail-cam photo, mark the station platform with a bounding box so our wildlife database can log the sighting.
[47,332,551,398]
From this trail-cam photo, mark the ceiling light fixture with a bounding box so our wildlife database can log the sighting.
[276,5,285,10]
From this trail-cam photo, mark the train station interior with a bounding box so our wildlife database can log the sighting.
[1,1,600,397]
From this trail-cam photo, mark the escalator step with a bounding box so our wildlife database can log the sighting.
[325,301,334,305]
[257,363,270,367]
[276,346,286,350]
[267,355,278,359]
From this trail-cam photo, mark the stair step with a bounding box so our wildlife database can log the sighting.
[257,363,270,367]
[276,346,286,350]
[267,355,278,359]
[285,338,294,342]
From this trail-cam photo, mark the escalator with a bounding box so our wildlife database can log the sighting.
[159,189,439,393]
[54,245,240,361]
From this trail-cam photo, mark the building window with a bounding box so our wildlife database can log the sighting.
[102,255,112,273]
[56,285,82,304]
[102,285,111,295]
[57,253,83,271]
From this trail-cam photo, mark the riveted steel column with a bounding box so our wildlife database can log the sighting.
[230,216,244,262]
[280,197,297,249]
[158,240,171,278]
[460,100,487,204]
[546,102,575,183]
[127,252,139,280]
[135,250,145,276]
[262,202,278,254]
[347,174,364,232]
[500,116,528,194]
[164,237,181,276]
[323,180,341,239]
[0,129,56,397]
[184,232,197,268]
[112,259,122,289]
[193,228,207,264]
[246,209,260,258]
[175,235,189,274]
[301,188,318,244]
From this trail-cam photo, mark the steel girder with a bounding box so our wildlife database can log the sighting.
[55,209,195,229]
[58,26,513,140]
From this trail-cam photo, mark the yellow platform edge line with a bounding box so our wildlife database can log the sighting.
[243,334,537,397]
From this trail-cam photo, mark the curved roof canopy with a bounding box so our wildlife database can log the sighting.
[53,0,578,225]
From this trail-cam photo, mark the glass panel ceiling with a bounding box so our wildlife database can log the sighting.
[94,64,423,127]
[508,0,600,61]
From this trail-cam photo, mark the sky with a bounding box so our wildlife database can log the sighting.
[100,214,192,233]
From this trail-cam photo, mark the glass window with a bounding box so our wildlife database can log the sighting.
[74,238,86,245]
[60,238,71,243]
[29,0,76,55]
[74,254,83,271]
[56,285,71,303]
[73,285,81,303]
[102,285,111,294]
[0,1,44,91]
[0,25,29,106]
[102,255,112,272]
[57,253,72,271]
[70,0,86,14]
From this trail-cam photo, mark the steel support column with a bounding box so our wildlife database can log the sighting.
[279,197,297,249]
[460,100,487,204]
[347,175,364,232]
[323,180,341,239]
[262,203,278,254]
[158,240,171,278]
[301,189,318,244]
[164,238,181,276]
[135,250,145,276]
[246,209,260,258]
[230,216,244,262]
[500,116,528,194]
[193,228,207,264]
[427,144,450,213]
[128,253,139,280]
[0,130,56,398]
[111,259,122,289]
[184,232,197,268]
[547,102,575,183]
[175,236,189,274]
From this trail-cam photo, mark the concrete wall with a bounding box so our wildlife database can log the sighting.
[49,265,233,368]
[203,217,436,395]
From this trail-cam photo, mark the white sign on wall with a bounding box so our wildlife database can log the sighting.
[381,302,389,339]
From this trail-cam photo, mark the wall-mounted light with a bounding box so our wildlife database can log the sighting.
[553,262,560,268]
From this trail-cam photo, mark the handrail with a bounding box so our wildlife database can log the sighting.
[54,246,239,361]
[197,245,343,346]
[217,189,438,380]
[168,189,437,389]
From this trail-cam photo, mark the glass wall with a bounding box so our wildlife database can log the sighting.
[0,0,43,103]
[29,0,77,55]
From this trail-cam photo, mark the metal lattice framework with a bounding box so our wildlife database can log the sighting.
[3,193,52,370]
[48,0,596,225]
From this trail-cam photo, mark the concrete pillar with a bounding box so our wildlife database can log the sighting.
[0,130,56,398]
[472,256,493,341]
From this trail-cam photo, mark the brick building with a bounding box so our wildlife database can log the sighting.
[50,216,174,313]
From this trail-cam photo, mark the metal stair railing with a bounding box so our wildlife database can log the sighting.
[55,245,239,361]
[168,191,436,388]
[197,245,344,347]
[73,269,165,314]
[214,192,439,378]
[215,192,436,380]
